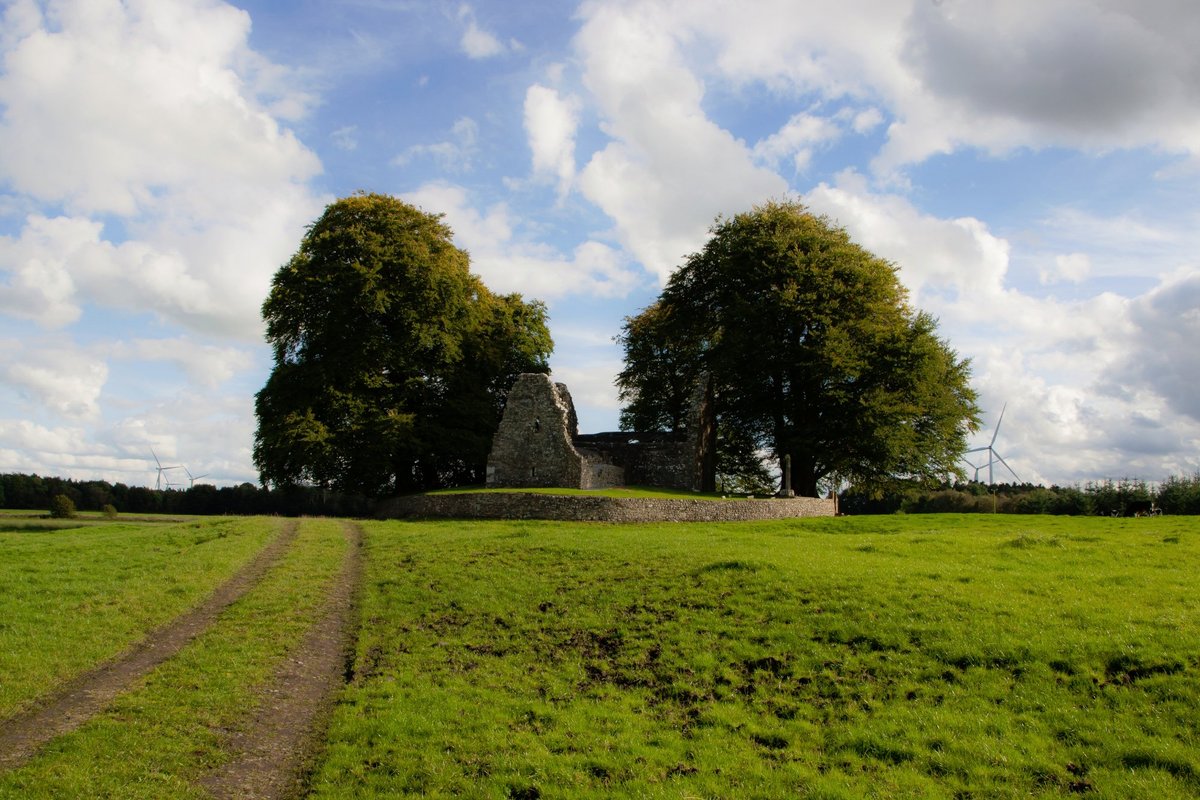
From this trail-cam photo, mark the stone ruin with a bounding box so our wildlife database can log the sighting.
[486,373,716,492]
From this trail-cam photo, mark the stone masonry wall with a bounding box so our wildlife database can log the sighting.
[486,374,587,488]
[575,435,694,489]
[378,493,836,522]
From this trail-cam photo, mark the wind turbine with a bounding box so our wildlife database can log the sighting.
[151,448,181,491]
[964,403,1021,485]
[184,467,209,488]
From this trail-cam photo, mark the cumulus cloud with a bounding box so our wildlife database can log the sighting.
[0,0,325,485]
[806,170,1011,307]
[403,181,641,300]
[524,85,582,200]
[887,0,1200,167]
[457,4,509,58]
[574,1,787,282]
[0,339,108,420]
[574,1,1200,178]
[1117,269,1200,421]
[753,113,843,173]
[0,217,81,327]
[0,0,325,339]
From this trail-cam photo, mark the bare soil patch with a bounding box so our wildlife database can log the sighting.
[200,521,363,800]
[0,519,299,770]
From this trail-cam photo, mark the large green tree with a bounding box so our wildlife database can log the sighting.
[254,193,552,496]
[617,201,979,497]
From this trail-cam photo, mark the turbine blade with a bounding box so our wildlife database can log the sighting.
[994,452,1020,483]
[990,402,1007,447]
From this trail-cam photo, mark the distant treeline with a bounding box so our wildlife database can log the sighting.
[3,471,1199,518]
[0,473,372,518]
[842,474,1200,516]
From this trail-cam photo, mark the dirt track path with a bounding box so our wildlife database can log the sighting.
[201,521,363,800]
[0,520,300,771]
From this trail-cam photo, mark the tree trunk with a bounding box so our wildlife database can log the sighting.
[792,453,819,497]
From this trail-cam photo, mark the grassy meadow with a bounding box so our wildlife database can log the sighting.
[0,513,1197,798]
[0,516,277,719]
[0,517,348,799]
[313,515,1199,799]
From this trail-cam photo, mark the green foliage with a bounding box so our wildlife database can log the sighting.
[48,494,76,519]
[101,504,118,519]
[844,479,1182,517]
[1158,473,1200,515]
[254,193,552,496]
[617,201,980,497]
[312,515,1200,798]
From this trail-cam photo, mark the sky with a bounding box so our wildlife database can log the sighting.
[1,0,1198,490]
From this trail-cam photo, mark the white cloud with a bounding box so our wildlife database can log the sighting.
[0,419,89,454]
[0,0,318,217]
[394,117,479,172]
[753,113,842,173]
[849,107,883,134]
[403,181,641,300]
[0,0,326,340]
[574,1,787,282]
[0,389,260,486]
[1042,253,1092,285]
[110,338,255,389]
[806,170,1010,306]
[0,339,108,420]
[457,4,507,58]
[524,85,582,200]
[574,1,1200,178]
[0,216,81,327]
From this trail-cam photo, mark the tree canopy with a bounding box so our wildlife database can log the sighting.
[254,193,552,496]
[617,200,979,497]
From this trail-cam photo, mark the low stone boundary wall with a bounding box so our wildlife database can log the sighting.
[377,492,835,522]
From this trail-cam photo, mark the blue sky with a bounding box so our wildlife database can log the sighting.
[1,0,1198,489]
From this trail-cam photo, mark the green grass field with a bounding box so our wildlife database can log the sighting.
[313,515,1199,799]
[1,514,1197,798]
[0,518,348,799]
[0,517,277,719]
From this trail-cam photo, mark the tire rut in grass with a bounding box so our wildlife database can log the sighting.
[200,521,363,800]
[0,519,301,771]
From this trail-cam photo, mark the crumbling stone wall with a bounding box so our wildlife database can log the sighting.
[486,372,716,491]
[574,432,694,488]
[486,373,594,488]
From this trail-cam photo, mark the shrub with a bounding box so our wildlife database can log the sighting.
[102,503,118,519]
[49,494,77,519]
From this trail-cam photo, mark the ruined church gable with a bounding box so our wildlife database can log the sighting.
[486,372,715,491]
